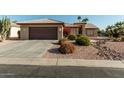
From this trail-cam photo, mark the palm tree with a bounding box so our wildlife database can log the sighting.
[77,16,82,22]
[82,18,89,23]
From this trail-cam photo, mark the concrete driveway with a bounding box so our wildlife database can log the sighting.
[0,40,54,58]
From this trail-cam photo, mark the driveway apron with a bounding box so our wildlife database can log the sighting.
[0,40,53,58]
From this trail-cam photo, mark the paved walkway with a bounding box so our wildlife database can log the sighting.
[0,58,124,68]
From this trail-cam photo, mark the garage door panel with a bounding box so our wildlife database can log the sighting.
[30,35,57,39]
[29,27,57,40]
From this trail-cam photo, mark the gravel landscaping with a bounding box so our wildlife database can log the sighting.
[105,42,124,55]
[43,41,124,60]
[43,43,104,60]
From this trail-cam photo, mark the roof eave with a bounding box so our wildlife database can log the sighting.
[16,23,64,25]
[64,26,80,28]
[85,27,99,29]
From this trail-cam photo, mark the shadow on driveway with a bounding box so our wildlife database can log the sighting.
[0,64,124,78]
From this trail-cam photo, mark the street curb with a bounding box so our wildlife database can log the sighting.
[0,58,124,68]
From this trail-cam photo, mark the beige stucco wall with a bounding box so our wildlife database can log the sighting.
[82,24,86,35]
[70,28,79,35]
[20,26,29,40]
[20,25,63,40]
[85,29,98,36]
[58,26,63,40]
[10,27,20,38]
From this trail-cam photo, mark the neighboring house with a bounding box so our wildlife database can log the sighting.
[64,24,79,35]
[17,18,99,40]
[85,23,99,37]
[10,23,20,39]
[65,23,98,37]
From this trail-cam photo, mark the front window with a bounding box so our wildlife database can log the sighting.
[86,30,94,36]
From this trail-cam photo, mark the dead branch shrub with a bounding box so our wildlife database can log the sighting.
[58,38,68,45]
[59,42,75,54]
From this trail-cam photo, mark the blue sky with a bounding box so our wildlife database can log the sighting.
[0,15,124,29]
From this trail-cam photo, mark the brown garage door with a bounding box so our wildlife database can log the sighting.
[29,27,57,40]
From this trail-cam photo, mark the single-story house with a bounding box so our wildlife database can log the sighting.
[85,23,99,36]
[65,22,98,37]
[10,23,20,39]
[17,19,64,40]
[16,18,99,40]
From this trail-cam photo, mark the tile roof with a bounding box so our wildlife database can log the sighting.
[16,19,64,24]
[16,18,98,29]
[85,23,98,28]
[65,23,98,29]
[64,23,80,27]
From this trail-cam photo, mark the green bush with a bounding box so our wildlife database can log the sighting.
[68,35,77,40]
[121,36,124,41]
[58,38,68,45]
[112,38,117,42]
[112,37,120,42]
[77,34,83,37]
[59,42,76,54]
[76,36,91,46]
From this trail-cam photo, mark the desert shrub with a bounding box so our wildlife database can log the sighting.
[68,35,77,40]
[112,37,121,42]
[59,42,76,54]
[77,34,83,37]
[112,38,118,42]
[58,38,68,45]
[76,36,91,46]
[121,36,124,41]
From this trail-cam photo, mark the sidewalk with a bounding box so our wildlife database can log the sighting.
[0,58,124,68]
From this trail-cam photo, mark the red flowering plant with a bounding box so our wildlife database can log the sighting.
[63,27,71,37]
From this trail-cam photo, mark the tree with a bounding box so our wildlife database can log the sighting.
[106,21,124,38]
[77,16,82,22]
[98,29,108,36]
[115,21,124,35]
[82,18,89,23]
[0,16,11,41]
[77,16,89,23]
[106,25,114,37]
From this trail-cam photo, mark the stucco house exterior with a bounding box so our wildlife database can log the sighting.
[65,23,98,37]
[16,18,99,40]
[10,23,20,39]
[17,19,64,40]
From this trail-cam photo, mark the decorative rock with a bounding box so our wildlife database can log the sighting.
[93,40,123,60]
